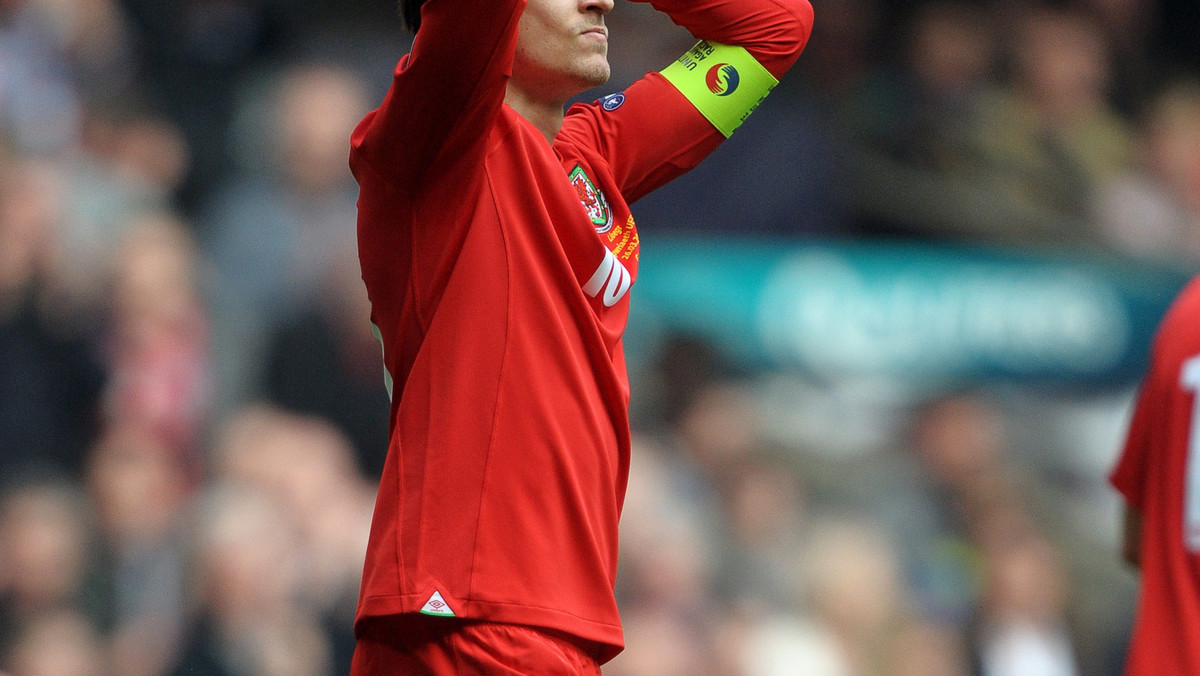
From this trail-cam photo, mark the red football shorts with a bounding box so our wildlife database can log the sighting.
[350,616,603,675]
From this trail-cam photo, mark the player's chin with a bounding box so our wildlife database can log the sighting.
[586,70,611,87]
[582,60,611,87]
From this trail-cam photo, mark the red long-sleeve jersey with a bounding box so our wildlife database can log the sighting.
[350,0,811,660]
[1112,275,1200,676]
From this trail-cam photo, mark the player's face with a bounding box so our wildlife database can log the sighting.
[512,0,614,102]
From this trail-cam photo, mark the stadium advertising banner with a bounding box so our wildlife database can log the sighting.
[629,237,1190,383]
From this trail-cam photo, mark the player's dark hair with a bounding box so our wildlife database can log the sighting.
[399,0,427,32]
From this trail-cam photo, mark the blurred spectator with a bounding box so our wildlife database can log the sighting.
[169,483,332,676]
[262,242,389,478]
[1,608,106,676]
[10,104,191,332]
[725,611,848,676]
[53,108,190,314]
[28,0,136,104]
[885,620,970,676]
[805,518,912,675]
[907,392,1013,530]
[0,481,97,659]
[86,424,193,676]
[632,332,733,431]
[898,392,1087,676]
[970,532,1081,676]
[674,381,765,485]
[960,7,1133,245]
[823,392,1007,629]
[1078,0,1159,117]
[794,0,881,106]
[0,160,105,479]
[616,447,718,613]
[604,606,715,676]
[202,62,369,412]
[715,456,810,609]
[919,395,1064,614]
[0,0,86,155]
[863,1,997,165]
[211,405,373,673]
[612,436,722,676]
[117,0,286,211]
[1093,79,1200,264]
[103,213,211,467]
[848,2,1004,240]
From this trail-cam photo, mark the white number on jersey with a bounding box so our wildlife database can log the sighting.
[1182,355,1200,551]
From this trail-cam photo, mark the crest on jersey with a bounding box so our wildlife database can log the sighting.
[568,164,614,233]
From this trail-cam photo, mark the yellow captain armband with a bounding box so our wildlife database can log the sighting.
[660,40,778,138]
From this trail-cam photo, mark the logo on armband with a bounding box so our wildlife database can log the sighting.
[705,63,740,97]
[661,41,778,137]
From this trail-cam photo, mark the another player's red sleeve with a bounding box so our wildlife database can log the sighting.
[1113,370,1162,510]
[349,0,525,189]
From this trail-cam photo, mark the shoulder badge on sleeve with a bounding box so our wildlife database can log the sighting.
[599,92,626,111]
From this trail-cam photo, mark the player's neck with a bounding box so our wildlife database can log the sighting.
[505,85,565,145]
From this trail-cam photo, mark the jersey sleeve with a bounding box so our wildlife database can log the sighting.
[1112,277,1200,510]
[558,0,812,203]
[1112,373,1159,511]
[639,0,814,78]
[349,0,525,189]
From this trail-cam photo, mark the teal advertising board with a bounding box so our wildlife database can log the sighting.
[628,237,1190,383]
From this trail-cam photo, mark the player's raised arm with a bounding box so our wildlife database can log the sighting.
[350,0,526,188]
[639,0,813,77]
[559,0,812,203]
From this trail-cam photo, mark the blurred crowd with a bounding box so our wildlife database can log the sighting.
[1,0,1198,674]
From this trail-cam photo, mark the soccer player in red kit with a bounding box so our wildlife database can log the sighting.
[348,0,812,671]
[1112,275,1200,676]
